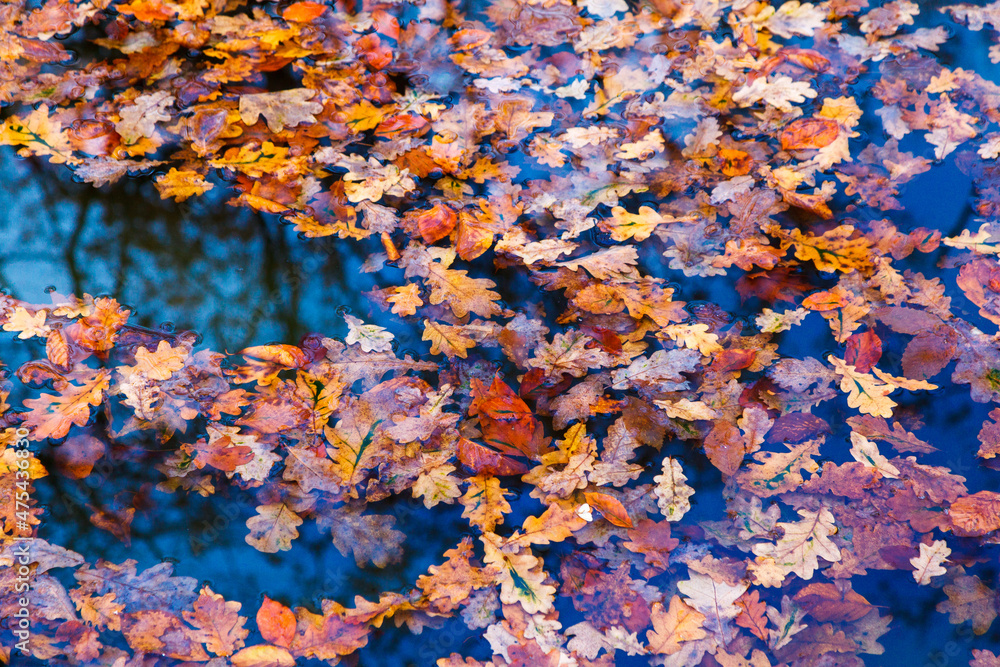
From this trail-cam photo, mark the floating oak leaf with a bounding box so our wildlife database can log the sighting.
[246,502,304,554]
[752,508,842,581]
[911,540,950,585]
[646,596,707,655]
[936,574,999,635]
[950,491,1000,537]
[74,559,198,614]
[792,581,873,622]
[182,586,249,657]
[23,369,111,440]
[238,89,323,133]
[677,571,747,644]
[318,504,404,568]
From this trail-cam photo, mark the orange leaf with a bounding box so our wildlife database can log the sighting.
[780,117,840,150]
[735,590,769,640]
[414,203,457,244]
[703,421,746,476]
[257,596,296,648]
[23,369,111,440]
[469,375,546,459]
[646,596,707,655]
[583,491,634,528]
[950,491,1000,537]
[802,290,847,311]
[282,2,326,22]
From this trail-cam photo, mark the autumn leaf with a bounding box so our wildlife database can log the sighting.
[646,596,707,655]
[828,355,897,418]
[155,168,213,201]
[677,572,748,644]
[774,225,874,273]
[290,605,370,661]
[653,457,695,521]
[623,518,679,571]
[949,491,1000,537]
[583,491,633,528]
[469,375,546,459]
[182,586,249,656]
[460,475,512,532]
[911,540,950,585]
[936,574,999,635]
[735,590,769,641]
[751,507,842,581]
[1,105,77,164]
[792,582,873,622]
[23,369,111,440]
[239,90,323,133]
[257,596,296,648]
[423,248,502,318]
[481,534,556,615]
[245,502,303,553]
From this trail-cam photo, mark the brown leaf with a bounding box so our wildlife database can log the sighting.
[950,491,1000,537]
[978,409,1000,460]
[704,420,747,475]
[793,582,873,622]
[767,413,831,444]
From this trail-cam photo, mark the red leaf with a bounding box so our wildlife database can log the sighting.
[712,349,756,372]
[780,117,840,150]
[845,330,882,373]
[469,375,546,458]
[793,582,873,622]
[456,437,528,476]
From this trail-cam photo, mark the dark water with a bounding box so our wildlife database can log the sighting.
[4,1,1000,666]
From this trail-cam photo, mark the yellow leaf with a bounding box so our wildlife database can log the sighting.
[411,464,462,508]
[751,507,842,580]
[653,457,695,521]
[245,502,302,553]
[0,105,77,164]
[422,320,475,358]
[2,307,50,339]
[386,284,423,317]
[460,475,512,532]
[600,206,693,242]
[646,596,707,655]
[777,225,873,273]
[828,355,897,418]
[659,323,723,356]
[155,168,214,202]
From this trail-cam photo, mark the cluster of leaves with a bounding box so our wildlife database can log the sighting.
[8,0,1000,665]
